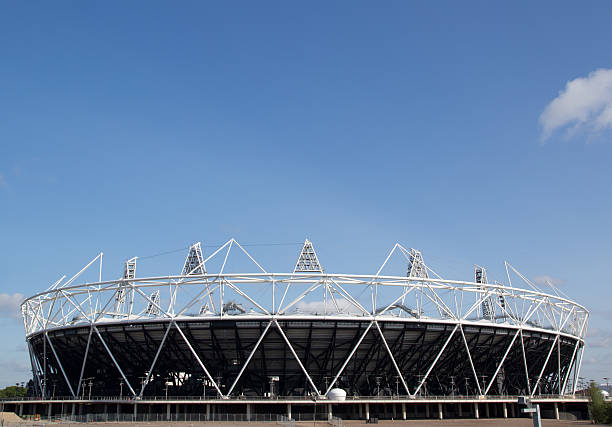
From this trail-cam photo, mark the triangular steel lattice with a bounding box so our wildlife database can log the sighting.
[123,257,137,281]
[183,242,206,275]
[407,249,428,278]
[116,257,137,314]
[475,265,495,320]
[294,239,323,272]
[145,290,160,315]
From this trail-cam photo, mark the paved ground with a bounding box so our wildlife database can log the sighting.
[0,421,593,427]
[339,420,592,426]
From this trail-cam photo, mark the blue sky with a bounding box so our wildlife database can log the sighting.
[1,1,611,387]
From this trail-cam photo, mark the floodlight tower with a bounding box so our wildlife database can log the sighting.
[407,249,428,279]
[406,249,428,315]
[475,265,494,321]
[115,257,137,316]
[182,242,214,314]
[295,239,323,272]
[183,242,206,275]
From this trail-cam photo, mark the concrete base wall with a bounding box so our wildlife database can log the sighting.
[0,399,590,421]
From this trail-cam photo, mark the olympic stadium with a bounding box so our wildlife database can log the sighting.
[6,239,590,421]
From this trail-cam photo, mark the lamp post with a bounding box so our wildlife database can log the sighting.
[268,376,279,399]
[82,377,94,400]
[310,392,317,427]
[119,379,124,399]
[479,375,487,396]
[139,377,146,398]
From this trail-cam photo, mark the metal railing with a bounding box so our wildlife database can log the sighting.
[0,394,587,403]
[6,413,296,424]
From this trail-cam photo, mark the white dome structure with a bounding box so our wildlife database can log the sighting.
[328,388,347,401]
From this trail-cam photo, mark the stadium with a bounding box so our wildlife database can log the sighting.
[13,239,589,421]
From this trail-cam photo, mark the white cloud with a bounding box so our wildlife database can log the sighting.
[0,173,7,188]
[540,68,612,140]
[0,293,25,320]
[296,298,363,315]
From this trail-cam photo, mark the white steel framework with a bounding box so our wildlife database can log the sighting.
[21,239,588,401]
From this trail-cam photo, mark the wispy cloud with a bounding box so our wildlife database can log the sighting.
[533,275,564,287]
[540,68,612,141]
[0,360,31,385]
[587,328,612,349]
[0,173,7,189]
[0,293,25,320]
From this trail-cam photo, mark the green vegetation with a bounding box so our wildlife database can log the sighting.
[589,381,612,424]
[0,385,27,398]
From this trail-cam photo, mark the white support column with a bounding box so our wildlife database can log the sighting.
[327,404,332,421]
[392,403,396,419]
[274,320,320,396]
[437,403,443,420]
[458,403,462,417]
[510,403,515,418]
[402,403,406,420]
[531,335,559,397]
[247,403,251,421]
[374,321,411,396]
[485,403,490,418]
[48,403,52,418]
[474,403,479,419]
[358,404,362,419]
[19,404,23,417]
[133,403,137,418]
[226,321,273,396]
[425,403,430,418]
[287,403,292,419]
[94,326,136,397]
[554,402,559,420]
[503,403,508,418]
[365,403,370,420]
[71,403,75,417]
[206,403,210,421]
[117,403,120,418]
[173,322,223,397]
[414,325,459,395]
